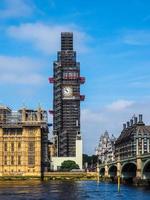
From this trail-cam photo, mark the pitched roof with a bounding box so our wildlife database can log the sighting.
[116,123,150,145]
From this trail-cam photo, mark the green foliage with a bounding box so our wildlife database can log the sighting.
[83,154,99,168]
[83,154,91,164]
[60,160,79,171]
[91,155,98,164]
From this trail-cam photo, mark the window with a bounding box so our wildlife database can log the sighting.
[3,128,22,135]
[28,141,35,166]
[4,143,7,151]
[4,156,7,165]
[29,128,35,135]
[18,142,21,149]
[18,156,21,165]
[11,156,14,165]
[28,156,35,165]
[28,141,35,151]
[11,142,14,152]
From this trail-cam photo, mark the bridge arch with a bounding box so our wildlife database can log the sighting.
[121,162,137,182]
[99,167,105,176]
[142,159,150,180]
[108,165,117,178]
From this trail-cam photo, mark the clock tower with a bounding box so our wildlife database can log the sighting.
[49,32,85,157]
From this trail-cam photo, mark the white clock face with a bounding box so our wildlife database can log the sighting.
[63,86,73,97]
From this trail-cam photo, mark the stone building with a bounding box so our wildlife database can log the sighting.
[115,114,150,160]
[0,105,49,177]
[96,131,116,164]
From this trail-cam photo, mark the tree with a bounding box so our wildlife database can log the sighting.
[60,160,79,171]
[83,154,91,165]
[83,154,99,169]
[91,155,98,165]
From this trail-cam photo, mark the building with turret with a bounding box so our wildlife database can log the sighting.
[115,114,150,160]
[96,131,116,164]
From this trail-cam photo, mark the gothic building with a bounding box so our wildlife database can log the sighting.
[115,115,150,160]
[49,32,85,157]
[96,131,116,164]
[0,105,48,177]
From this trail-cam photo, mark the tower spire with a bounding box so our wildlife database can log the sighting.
[61,32,73,51]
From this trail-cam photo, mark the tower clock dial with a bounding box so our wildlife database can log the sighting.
[63,86,73,97]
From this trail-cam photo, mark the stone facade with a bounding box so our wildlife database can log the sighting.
[0,105,48,177]
[96,131,116,164]
[99,115,150,184]
[115,115,150,160]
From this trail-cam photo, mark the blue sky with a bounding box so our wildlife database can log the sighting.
[0,0,150,154]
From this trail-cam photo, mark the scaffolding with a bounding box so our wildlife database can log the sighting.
[0,107,48,126]
[49,32,85,157]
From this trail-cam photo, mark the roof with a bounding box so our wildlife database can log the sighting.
[0,105,11,112]
[115,123,150,145]
[104,130,109,138]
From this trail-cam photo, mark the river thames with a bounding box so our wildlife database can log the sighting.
[0,180,149,200]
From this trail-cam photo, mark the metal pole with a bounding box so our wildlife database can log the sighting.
[118,175,120,192]
[97,161,100,183]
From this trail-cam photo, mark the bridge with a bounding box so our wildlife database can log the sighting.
[98,154,150,185]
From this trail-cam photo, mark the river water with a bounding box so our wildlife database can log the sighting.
[0,180,149,200]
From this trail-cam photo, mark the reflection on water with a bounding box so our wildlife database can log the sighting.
[0,180,149,200]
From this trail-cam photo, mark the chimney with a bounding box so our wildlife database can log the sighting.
[127,121,130,128]
[139,114,143,123]
[134,117,137,124]
[130,119,133,127]
[123,123,126,130]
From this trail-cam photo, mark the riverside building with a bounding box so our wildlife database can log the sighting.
[0,105,48,177]
[115,114,150,160]
[49,32,85,170]
[95,131,116,164]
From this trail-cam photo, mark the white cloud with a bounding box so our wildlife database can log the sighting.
[106,99,135,111]
[81,100,150,154]
[1,73,44,85]
[81,109,106,124]
[0,55,42,72]
[0,55,45,85]
[81,109,105,154]
[7,22,91,54]
[0,0,34,19]
[121,30,150,46]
